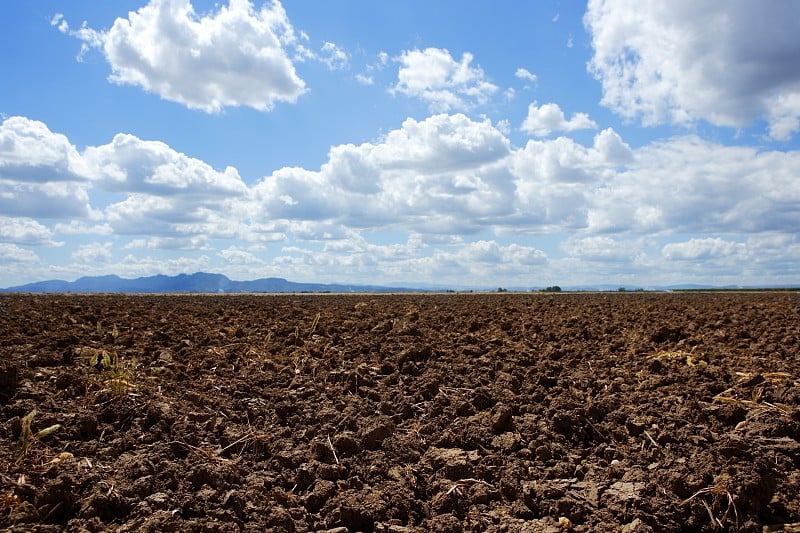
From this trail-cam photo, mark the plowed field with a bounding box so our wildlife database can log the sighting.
[1,292,799,532]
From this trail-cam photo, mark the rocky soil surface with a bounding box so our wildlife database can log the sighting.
[1,292,799,532]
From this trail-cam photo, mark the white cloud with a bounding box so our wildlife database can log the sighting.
[370,113,510,173]
[0,243,39,264]
[511,128,628,198]
[458,240,547,266]
[0,116,247,237]
[0,116,90,183]
[72,242,113,264]
[105,193,239,247]
[248,114,796,251]
[50,13,69,33]
[219,246,263,265]
[52,13,103,61]
[585,0,800,139]
[662,238,747,261]
[355,74,373,85]
[83,133,248,197]
[562,235,640,263]
[587,136,800,234]
[0,117,93,219]
[124,235,211,251]
[496,119,511,136]
[767,93,800,141]
[251,113,514,231]
[521,101,598,136]
[61,0,307,112]
[393,48,498,111]
[82,133,249,246]
[54,221,113,236]
[515,68,538,84]
[593,127,633,164]
[271,237,547,286]
[322,231,425,261]
[0,217,59,246]
[745,234,800,277]
[319,41,349,70]
[0,181,94,219]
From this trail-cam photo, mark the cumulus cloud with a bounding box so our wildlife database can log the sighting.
[593,127,633,164]
[318,41,349,70]
[0,116,90,183]
[272,236,547,285]
[0,243,39,264]
[219,246,264,265]
[0,217,59,246]
[585,0,800,139]
[124,235,211,251]
[393,48,498,111]
[509,128,631,232]
[0,118,99,217]
[0,181,94,219]
[81,133,248,247]
[251,113,514,231]
[53,221,113,236]
[105,193,240,249]
[521,101,598,137]
[72,242,113,264]
[662,237,747,261]
[562,235,640,263]
[249,114,795,250]
[355,74,373,85]
[59,0,307,112]
[745,234,800,277]
[459,240,547,265]
[84,133,248,197]
[515,68,537,84]
[587,136,800,234]
[0,116,249,240]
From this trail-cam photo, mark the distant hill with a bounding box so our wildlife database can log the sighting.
[0,272,421,294]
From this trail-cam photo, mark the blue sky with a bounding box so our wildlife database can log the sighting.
[1,0,799,288]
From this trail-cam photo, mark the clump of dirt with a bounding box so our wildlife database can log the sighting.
[1,292,799,531]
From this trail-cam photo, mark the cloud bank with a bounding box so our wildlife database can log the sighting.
[2,112,798,286]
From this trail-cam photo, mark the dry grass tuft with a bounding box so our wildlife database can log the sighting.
[682,475,739,531]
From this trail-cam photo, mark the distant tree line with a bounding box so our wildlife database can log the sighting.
[540,286,561,293]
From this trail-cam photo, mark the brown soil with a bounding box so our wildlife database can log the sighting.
[1,292,799,532]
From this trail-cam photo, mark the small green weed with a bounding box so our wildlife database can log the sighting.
[89,323,137,399]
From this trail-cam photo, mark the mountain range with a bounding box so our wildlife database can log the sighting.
[0,272,420,294]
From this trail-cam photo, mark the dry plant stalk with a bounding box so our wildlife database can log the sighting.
[682,481,739,531]
[15,409,61,465]
[445,478,494,496]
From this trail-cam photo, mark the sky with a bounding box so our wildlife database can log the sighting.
[1,0,800,289]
